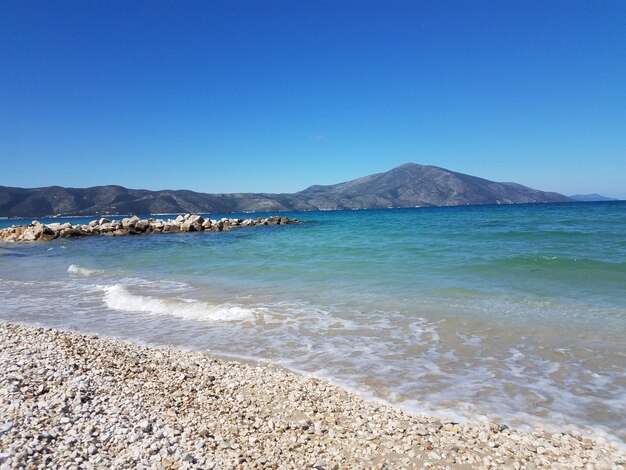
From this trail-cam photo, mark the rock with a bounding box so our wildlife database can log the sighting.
[20,227,38,241]
[136,420,151,434]
[122,216,140,229]
[60,228,83,238]
[0,215,300,242]
[38,225,57,241]
[133,220,150,232]
[187,215,204,225]
[0,421,13,435]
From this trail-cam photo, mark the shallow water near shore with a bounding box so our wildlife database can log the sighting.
[1,202,625,446]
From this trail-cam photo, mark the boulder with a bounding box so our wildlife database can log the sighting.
[38,225,57,241]
[122,216,140,229]
[134,220,150,232]
[150,220,165,232]
[188,215,205,225]
[20,227,38,241]
[60,228,82,238]
[0,213,299,242]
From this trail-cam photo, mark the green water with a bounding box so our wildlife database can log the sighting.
[1,202,625,445]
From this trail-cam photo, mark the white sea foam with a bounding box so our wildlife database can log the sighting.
[68,264,102,276]
[102,284,254,322]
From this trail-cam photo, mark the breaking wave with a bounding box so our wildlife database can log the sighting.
[102,284,255,322]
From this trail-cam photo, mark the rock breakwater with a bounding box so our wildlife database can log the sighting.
[1,323,624,469]
[0,214,299,243]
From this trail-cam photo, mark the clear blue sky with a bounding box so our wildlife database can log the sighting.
[1,1,625,197]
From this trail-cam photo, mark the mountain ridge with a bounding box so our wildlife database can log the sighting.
[569,193,618,202]
[0,163,572,218]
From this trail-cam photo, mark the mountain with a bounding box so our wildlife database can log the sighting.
[0,163,571,218]
[295,163,570,209]
[569,193,618,202]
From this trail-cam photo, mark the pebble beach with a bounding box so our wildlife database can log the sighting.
[1,323,624,470]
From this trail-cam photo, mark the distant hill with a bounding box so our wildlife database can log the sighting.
[569,193,618,202]
[0,163,571,218]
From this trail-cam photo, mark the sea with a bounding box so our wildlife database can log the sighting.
[1,202,625,446]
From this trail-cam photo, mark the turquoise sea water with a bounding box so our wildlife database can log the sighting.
[1,202,625,445]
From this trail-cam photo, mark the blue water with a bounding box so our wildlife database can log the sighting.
[1,202,625,445]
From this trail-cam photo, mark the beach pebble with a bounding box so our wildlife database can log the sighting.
[0,322,623,469]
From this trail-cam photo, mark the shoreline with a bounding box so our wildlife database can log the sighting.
[1,322,624,469]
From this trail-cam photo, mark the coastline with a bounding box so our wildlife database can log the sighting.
[1,323,624,469]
